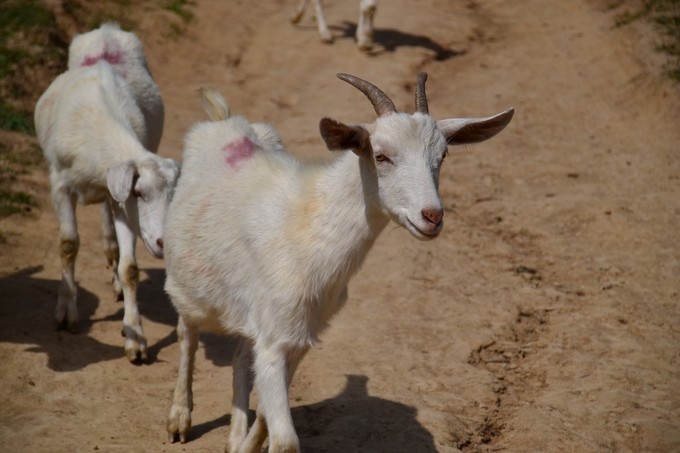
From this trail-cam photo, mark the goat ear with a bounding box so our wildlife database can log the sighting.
[319,117,372,156]
[107,161,137,202]
[437,108,514,145]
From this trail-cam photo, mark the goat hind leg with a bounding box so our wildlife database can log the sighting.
[313,0,333,43]
[53,184,79,332]
[356,0,377,50]
[290,0,309,24]
[167,316,199,443]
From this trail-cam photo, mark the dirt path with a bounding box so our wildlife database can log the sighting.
[1,1,678,451]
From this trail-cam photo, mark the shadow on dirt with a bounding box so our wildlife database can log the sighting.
[334,22,463,60]
[0,265,240,371]
[2,269,436,450]
[190,375,437,451]
[0,265,122,371]
[296,374,437,452]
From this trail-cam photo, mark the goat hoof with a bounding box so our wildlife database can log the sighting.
[125,347,147,364]
[358,42,374,52]
[55,317,79,333]
[66,320,79,334]
[167,405,192,444]
[320,31,334,43]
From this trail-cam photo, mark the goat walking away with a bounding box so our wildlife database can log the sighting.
[164,73,513,452]
[290,0,377,50]
[34,23,180,362]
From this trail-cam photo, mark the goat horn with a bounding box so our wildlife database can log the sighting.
[415,72,429,114]
[337,73,397,117]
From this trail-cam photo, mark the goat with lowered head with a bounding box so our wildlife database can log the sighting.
[164,73,513,452]
[34,23,180,362]
[290,0,377,50]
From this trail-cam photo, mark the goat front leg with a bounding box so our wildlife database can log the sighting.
[52,183,79,332]
[227,337,254,453]
[167,316,199,443]
[111,201,147,362]
[238,347,308,453]
[101,200,122,300]
[356,0,377,50]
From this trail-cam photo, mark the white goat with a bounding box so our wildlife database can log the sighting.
[290,0,377,50]
[164,73,513,452]
[34,23,180,362]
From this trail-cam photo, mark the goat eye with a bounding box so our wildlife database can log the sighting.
[375,154,391,164]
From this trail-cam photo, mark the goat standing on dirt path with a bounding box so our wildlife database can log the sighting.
[34,23,180,363]
[164,73,513,452]
[290,0,377,50]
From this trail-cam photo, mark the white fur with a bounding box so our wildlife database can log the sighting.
[34,23,180,362]
[68,22,164,151]
[290,0,378,50]
[164,79,513,452]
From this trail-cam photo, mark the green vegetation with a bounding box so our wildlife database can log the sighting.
[0,190,36,217]
[164,0,195,23]
[614,0,680,80]
[0,140,42,218]
[0,100,32,133]
[62,0,137,32]
[0,0,53,38]
[0,0,64,134]
[0,0,196,221]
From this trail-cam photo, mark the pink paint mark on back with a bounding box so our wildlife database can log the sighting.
[81,50,124,67]
[223,137,257,171]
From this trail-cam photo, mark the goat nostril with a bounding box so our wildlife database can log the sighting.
[422,208,443,226]
[156,238,164,249]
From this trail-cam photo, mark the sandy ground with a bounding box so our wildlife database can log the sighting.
[1,0,679,451]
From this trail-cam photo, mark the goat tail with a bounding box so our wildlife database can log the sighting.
[198,87,231,121]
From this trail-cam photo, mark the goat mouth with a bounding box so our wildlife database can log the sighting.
[406,217,440,240]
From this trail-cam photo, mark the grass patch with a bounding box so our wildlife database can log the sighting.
[613,0,680,80]
[0,0,53,39]
[62,0,138,32]
[0,0,65,134]
[0,190,36,217]
[0,100,32,133]
[164,0,195,23]
[0,0,57,78]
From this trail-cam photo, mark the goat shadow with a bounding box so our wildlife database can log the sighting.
[333,22,463,60]
[0,265,119,371]
[1,269,438,449]
[0,265,236,371]
[191,374,438,452]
